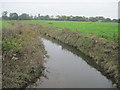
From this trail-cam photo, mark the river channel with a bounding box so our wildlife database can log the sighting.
[28,37,116,88]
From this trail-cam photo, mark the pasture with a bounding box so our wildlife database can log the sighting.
[24,20,118,42]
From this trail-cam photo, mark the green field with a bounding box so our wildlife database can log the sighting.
[1,21,13,28]
[1,20,118,43]
[23,20,118,42]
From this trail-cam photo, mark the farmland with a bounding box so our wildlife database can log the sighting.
[23,20,118,43]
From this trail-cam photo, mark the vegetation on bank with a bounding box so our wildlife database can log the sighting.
[23,20,118,43]
[2,22,45,88]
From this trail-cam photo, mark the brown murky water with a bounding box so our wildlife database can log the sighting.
[28,38,117,88]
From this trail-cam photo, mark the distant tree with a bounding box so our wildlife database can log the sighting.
[2,11,8,16]
[85,17,89,22]
[89,17,96,22]
[38,14,41,20]
[1,11,118,22]
[112,19,118,23]
[44,15,50,20]
[34,15,38,20]
[40,15,45,20]
[97,16,105,21]
[72,16,77,21]
[67,16,71,21]
[62,16,67,21]
[30,15,34,20]
[89,16,106,22]
[105,18,111,22]
[18,13,30,20]
[56,15,62,20]
[75,16,79,21]
[77,16,83,21]
[9,13,18,20]
[69,15,73,20]
[2,11,8,20]
[51,15,54,20]
[118,18,120,23]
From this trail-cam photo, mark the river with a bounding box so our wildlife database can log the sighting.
[28,37,116,88]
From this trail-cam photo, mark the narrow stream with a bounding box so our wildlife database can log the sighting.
[28,38,116,88]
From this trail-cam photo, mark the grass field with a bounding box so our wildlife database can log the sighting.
[1,21,13,28]
[23,20,118,43]
[1,20,118,43]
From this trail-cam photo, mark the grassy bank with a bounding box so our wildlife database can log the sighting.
[23,20,118,43]
[2,22,46,88]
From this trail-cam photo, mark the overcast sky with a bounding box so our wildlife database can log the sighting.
[0,0,119,19]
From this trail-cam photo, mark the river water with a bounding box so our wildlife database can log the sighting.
[28,38,116,88]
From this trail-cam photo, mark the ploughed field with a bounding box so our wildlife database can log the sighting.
[23,20,118,43]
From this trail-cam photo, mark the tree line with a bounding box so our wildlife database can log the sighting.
[1,11,118,22]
